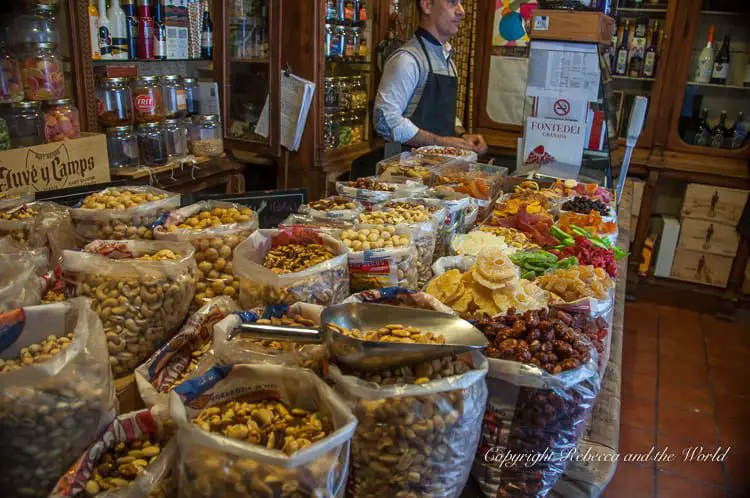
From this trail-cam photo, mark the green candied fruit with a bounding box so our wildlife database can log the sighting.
[0,117,10,150]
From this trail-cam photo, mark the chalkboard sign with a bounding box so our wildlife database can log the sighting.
[34,180,128,207]
[194,189,308,228]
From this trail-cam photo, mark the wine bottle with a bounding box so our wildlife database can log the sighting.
[88,0,100,60]
[615,22,630,76]
[153,0,166,60]
[727,112,746,149]
[694,25,715,83]
[97,0,112,59]
[201,1,213,60]
[108,0,129,60]
[710,35,730,85]
[137,0,154,59]
[710,110,728,148]
[122,0,138,59]
[642,26,658,77]
[694,108,709,146]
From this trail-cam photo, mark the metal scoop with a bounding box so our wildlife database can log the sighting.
[237,302,488,371]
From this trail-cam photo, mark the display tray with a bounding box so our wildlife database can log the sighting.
[110,155,219,179]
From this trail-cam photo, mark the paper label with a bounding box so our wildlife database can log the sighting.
[534,16,549,31]
[523,116,586,167]
[134,94,155,113]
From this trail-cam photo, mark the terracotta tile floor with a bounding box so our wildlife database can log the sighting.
[603,302,750,498]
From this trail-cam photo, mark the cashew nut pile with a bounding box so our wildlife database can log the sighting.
[136,249,179,261]
[328,323,446,344]
[82,437,163,496]
[0,333,73,373]
[340,226,409,251]
[164,206,255,231]
[78,268,196,377]
[192,398,331,456]
[263,243,335,275]
[346,356,471,386]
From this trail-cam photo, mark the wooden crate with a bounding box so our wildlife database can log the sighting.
[670,248,734,288]
[681,184,749,226]
[530,10,615,45]
[677,218,741,257]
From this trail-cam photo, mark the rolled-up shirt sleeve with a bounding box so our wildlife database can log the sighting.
[373,52,420,143]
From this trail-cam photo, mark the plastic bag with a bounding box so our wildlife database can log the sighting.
[153,200,258,309]
[340,225,419,291]
[135,296,240,410]
[169,364,358,498]
[0,201,76,263]
[51,408,175,498]
[0,298,117,498]
[464,203,480,232]
[70,186,180,242]
[234,227,349,308]
[551,302,613,378]
[431,161,507,202]
[336,177,425,209]
[419,189,472,259]
[0,244,43,312]
[431,255,476,277]
[0,191,34,211]
[62,240,197,377]
[342,286,456,314]
[376,152,449,184]
[470,337,600,497]
[414,145,479,163]
[299,196,364,223]
[213,302,327,373]
[328,351,488,498]
[280,213,354,232]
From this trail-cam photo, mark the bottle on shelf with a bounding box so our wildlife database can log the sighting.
[153,0,166,60]
[359,0,368,23]
[122,0,138,59]
[108,0,129,60]
[88,0,100,60]
[694,107,709,146]
[727,112,746,149]
[642,24,658,77]
[694,25,715,83]
[97,0,113,59]
[326,0,338,22]
[201,0,213,60]
[137,0,154,59]
[710,110,728,148]
[615,21,630,76]
[710,35,730,85]
[628,35,644,78]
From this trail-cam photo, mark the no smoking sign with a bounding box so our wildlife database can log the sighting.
[553,99,571,117]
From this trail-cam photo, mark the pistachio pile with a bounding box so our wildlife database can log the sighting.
[192,398,332,455]
[0,333,74,373]
[80,190,170,210]
[136,249,179,261]
[340,226,409,251]
[83,437,163,496]
[308,197,357,211]
[165,206,255,231]
[328,323,446,344]
[348,355,471,385]
[263,243,334,274]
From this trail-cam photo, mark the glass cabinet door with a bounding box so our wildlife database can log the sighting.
[608,0,672,146]
[223,0,275,150]
[674,1,749,155]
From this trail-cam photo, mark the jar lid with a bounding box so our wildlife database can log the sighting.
[183,78,196,84]
[161,75,181,82]
[27,42,57,50]
[137,122,161,129]
[11,101,41,109]
[163,118,180,126]
[135,75,160,84]
[36,5,56,14]
[103,77,130,84]
[44,98,73,106]
[197,114,219,123]
[107,125,134,133]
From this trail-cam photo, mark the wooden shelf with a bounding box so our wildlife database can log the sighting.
[92,58,210,64]
[617,7,668,14]
[685,81,750,90]
[231,57,270,63]
[700,10,749,16]
[612,75,656,82]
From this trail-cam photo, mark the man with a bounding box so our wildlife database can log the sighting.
[373,0,487,155]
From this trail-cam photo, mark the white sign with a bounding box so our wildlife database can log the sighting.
[535,96,588,122]
[527,40,601,103]
[523,117,586,167]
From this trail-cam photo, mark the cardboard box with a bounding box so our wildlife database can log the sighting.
[531,10,615,45]
[670,248,733,288]
[93,64,138,79]
[681,183,749,225]
[678,217,740,257]
[0,133,111,196]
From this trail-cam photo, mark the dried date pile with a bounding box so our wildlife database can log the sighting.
[475,308,593,374]
[262,243,334,274]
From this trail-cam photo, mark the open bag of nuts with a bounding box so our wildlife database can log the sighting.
[213,302,327,373]
[234,228,349,308]
[327,351,488,498]
[470,310,601,498]
[135,296,240,410]
[153,200,258,309]
[299,196,364,223]
[0,201,77,263]
[419,189,472,259]
[339,225,419,292]
[69,187,180,242]
[342,287,456,314]
[336,177,426,209]
[62,240,198,378]
[168,364,358,497]
[51,408,176,498]
[280,213,355,233]
[0,242,45,312]
[0,298,117,498]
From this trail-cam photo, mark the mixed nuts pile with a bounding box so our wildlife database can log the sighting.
[83,437,164,495]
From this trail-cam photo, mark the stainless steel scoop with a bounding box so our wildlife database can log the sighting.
[237,302,488,371]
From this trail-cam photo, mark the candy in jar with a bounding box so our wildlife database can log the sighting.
[19,42,64,101]
[0,42,24,104]
[43,98,80,142]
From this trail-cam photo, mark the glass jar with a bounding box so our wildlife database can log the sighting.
[338,77,353,112]
[338,114,352,147]
[351,76,367,110]
[162,118,188,160]
[358,0,368,22]
[351,114,364,144]
[18,42,63,101]
[43,98,81,142]
[326,0,338,21]
[133,76,165,124]
[161,75,188,119]
[181,117,194,151]
[13,5,59,47]
[190,115,223,156]
[137,122,168,166]
[0,43,24,104]
[336,27,347,57]
[97,77,133,127]
[340,0,356,23]
[106,125,139,169]
[345,28,357,59]
[324,77,340,114]
[183,77,200,116]
[8,101,44,147]
[0,117,10,150]
[327,24,342,59]
[358,33,368,60]
[324,114,338,150]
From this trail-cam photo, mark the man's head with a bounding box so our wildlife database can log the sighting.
[418,0,465,42]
